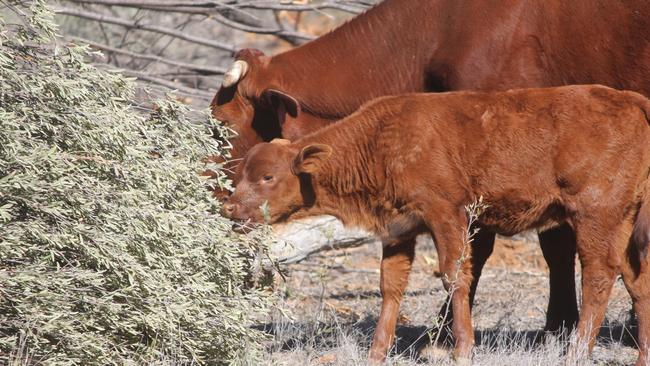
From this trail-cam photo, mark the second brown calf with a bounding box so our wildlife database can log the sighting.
[223,85,650,364]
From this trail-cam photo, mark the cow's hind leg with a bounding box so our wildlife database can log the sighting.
[369,236,416,364]
[621,246,650,366]
[538,223,579,333]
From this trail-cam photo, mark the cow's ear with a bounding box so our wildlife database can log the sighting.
[262,89,301,121]
[292,144,332,174]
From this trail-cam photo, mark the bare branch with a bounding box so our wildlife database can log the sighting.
[237,1,365,13]
[54,7,237,52]
[209,11,314,41]
[115,68,216,98]
[62,0,366,14]
[68,37,227,75]
[53,0,369,99]
[60,0,317,42]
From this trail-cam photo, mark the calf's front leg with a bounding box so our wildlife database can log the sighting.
[368,236,416,364]
[426,210,475,361]
[432,225,495,344]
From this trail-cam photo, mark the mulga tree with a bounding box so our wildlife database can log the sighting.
[0,2,272,364]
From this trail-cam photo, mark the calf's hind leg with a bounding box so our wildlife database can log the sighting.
[369,236,416,364]
[568,219,625,360]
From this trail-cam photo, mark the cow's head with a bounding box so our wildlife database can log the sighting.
[211,49,302,170]
[221,139,332,226]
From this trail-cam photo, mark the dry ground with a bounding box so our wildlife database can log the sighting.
[254,233,640,365]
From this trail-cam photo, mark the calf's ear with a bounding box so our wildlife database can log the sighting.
[292,144,332,174]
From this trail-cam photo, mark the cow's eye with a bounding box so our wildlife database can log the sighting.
[262,174,274,182]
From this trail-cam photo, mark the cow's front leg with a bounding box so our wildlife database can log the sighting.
[538,223,579,333]
[426,209,475,361]
[368,236,416,364]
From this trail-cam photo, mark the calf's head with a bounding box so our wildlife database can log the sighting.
[221,139,332,225]
[211,48,302,167]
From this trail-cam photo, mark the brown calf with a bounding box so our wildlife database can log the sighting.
[223,85,650,364]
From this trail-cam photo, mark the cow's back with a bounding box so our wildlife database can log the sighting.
[428,1,650,96]
[270,0,650,119]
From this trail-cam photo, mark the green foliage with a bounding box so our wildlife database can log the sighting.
[0,2,272,364]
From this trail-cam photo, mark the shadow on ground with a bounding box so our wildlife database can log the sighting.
[253,315,638,362]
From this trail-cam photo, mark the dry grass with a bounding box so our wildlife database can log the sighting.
[250,233,640,366]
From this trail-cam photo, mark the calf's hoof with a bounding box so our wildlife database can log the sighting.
[453,355,472,366]
[418,343,451,364]
[367,349,386,366]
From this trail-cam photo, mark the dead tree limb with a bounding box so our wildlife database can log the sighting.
[277,236,377,264]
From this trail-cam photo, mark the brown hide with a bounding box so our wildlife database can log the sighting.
[224,85,650,364]
[211,0,650,170]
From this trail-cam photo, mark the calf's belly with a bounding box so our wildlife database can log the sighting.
[477,197,568,237]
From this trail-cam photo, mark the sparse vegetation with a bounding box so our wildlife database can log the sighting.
[258,233,638,365]
[0,2,273,364]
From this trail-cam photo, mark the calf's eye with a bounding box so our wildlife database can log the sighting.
[262,174,274,182]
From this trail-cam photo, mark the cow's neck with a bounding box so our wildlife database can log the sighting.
[267,0,441,119]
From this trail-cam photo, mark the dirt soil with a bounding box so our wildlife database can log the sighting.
[258,233,639,365]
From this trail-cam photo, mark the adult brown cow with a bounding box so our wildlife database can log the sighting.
[222,85,650,365]
[211,0,650,340]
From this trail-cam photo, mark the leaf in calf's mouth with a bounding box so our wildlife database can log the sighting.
[231,219,260,234]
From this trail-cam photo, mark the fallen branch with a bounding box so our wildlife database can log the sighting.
[277,236,376,264]
[292,264,379,274]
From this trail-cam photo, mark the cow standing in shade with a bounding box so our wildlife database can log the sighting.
[212,0,650,341]
[222,85,650,365]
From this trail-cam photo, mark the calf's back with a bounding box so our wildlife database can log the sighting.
[360,86,650,236]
